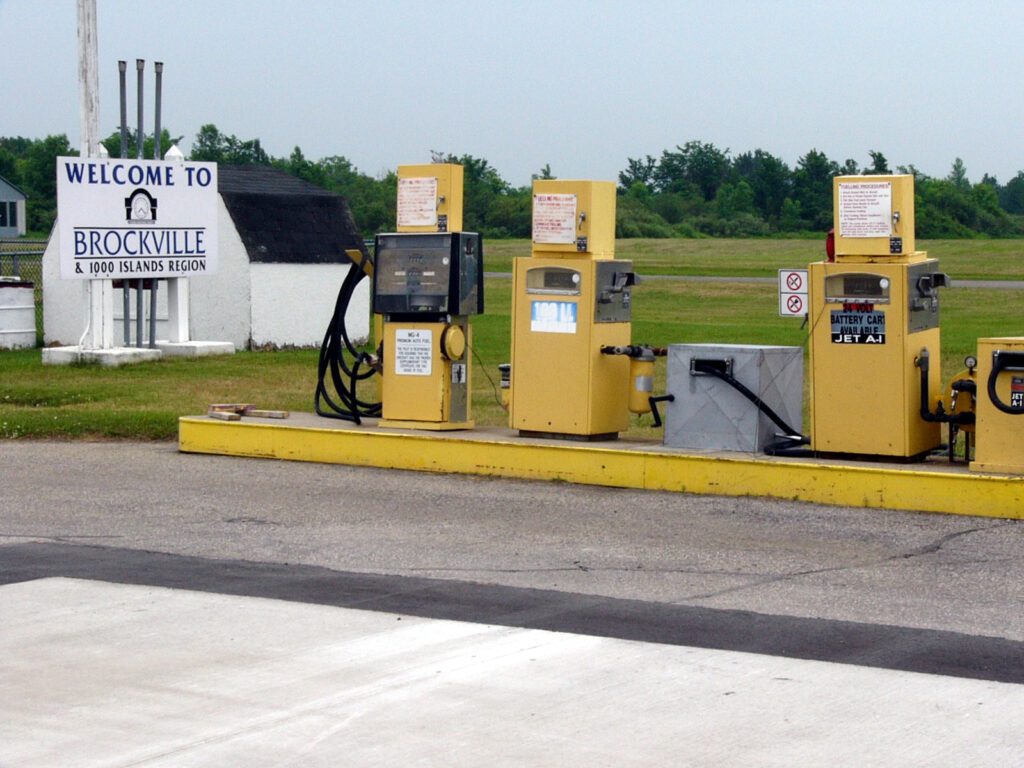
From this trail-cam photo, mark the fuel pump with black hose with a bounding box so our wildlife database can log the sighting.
[808,175,952,459]
[374,164,484,430]
[314,163,484,429]
[971,338,1024,473]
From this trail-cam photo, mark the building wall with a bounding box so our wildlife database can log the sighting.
[187,197,252,348]
[250,262,370,348]
[0,177,26,237]
[44,195,368,348]
[42,225,88,345]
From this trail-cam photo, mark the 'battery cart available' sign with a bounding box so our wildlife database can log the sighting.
[57,157,218,280]
[831,307,886,344]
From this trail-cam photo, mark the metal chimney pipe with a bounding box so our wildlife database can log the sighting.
[154,62,163,159]
[136,59,144,158]
[118,61,128,160]
[119,60,130,344]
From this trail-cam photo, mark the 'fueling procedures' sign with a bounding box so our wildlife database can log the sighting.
[56,157,218,280]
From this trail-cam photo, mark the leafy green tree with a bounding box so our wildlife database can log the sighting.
[947,157,970,190]
[532,164,555,180]
[745,150,791,223]
[866,150,889,174]
[618,155,657,192]
[101,128,183,159]
[431,152,513,235]
[8,134,76,233]
[190,124,269,165]
[841,158,860,175]
[779,197,803,231]
[653,141,730,200]
[792,149,839,230]
[998,171,1024,214]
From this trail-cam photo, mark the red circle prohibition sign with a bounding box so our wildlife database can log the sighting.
[786,272,803,291]
[786,294,804,313]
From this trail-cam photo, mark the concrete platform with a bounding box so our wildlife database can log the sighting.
[157,340,235,357]
[178,413,1024,519]
[42,344,163,366]
[5,576,1023,767]
[42,340,235,366]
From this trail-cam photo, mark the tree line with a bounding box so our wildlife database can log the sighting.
[4,126,1024,239]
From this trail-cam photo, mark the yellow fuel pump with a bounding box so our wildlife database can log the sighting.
[373,164,483,430]
[508,180,636,439]
[971,337,1024,473]
[808,175,949,458]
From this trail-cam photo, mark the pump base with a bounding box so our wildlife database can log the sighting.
[378,418,474,432]
[811,449,935,464]
[518,430,619,442]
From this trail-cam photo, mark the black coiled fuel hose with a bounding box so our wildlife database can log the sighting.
[314,257,381,424]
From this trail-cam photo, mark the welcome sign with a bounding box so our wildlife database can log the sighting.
[56,157,218,280]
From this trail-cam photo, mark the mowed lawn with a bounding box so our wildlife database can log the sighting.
[2,238,1022,440]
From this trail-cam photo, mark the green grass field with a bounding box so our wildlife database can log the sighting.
[484,238,1024,279]
[2,238,1023,440]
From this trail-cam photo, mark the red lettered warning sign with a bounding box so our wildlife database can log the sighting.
[532,194,577,244]
[397,177,437,227]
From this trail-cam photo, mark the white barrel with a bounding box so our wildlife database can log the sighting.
[0,279,36,349]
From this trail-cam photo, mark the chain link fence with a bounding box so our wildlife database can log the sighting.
[1,239,47,345]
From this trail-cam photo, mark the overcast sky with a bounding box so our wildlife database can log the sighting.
[2,0,1022,187]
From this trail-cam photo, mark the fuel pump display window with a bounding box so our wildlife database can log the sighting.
[824,273,891,303]
[373,232,484,317]
[374,235,453,313]
[525,266,581,295]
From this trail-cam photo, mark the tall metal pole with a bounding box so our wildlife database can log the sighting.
[135,59,145,345]
[153,62,163,159]
[118,61,128,159]
[150,62,164,348]
[135,59,145,159]
[119,61,130,345]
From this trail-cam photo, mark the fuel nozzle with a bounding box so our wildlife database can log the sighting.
[601,345,667,358]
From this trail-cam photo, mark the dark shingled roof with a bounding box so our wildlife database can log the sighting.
[217,165,367,264]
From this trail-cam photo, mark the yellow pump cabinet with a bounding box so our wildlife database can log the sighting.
[509,180,634,439]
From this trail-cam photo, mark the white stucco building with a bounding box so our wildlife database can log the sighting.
[0,174,27,238]
[43,165,370,349]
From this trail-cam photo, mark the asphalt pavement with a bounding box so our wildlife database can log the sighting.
[3,440,1024,766]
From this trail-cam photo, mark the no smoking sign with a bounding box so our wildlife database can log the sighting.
[779,269,808,317]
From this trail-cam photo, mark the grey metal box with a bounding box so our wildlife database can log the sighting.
[663,344,803,452]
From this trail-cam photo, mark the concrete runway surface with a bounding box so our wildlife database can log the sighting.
[2,441,1023,766]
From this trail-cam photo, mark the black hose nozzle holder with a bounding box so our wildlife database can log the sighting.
[915,348,976,425]
[988,350,1024,415]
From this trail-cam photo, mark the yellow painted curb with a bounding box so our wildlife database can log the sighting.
[179,416,1024,519]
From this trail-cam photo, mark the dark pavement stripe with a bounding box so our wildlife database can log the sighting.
[3,541,1022,685]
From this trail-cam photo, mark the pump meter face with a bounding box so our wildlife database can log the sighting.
[373,232,484,317]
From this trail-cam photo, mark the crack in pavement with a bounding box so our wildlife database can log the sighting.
[684,522,1018,601]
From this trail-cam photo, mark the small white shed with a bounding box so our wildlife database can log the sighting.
[43,165,370,348]
[0,175,27,238]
